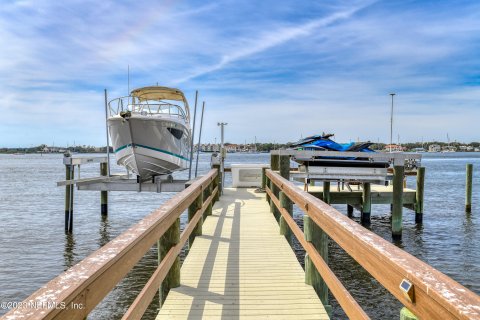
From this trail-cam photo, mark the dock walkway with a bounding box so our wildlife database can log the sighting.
[157,188,329,320]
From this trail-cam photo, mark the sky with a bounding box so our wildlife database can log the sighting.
[1,0,479,147]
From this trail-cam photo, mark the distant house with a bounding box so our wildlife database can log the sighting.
[383,144,404,152]
[442,146,456,152]
[428,144,441,152]
[225,144,240,152]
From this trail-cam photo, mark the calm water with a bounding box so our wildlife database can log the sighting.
[0,152,478,319]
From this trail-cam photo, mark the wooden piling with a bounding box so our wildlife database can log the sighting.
[270,180,280,221]
[158,218,180,305]
[415,167,425,223]
[392,165,405,240]
[304,215,329,309]
[361,182,371,224]
[279,191,293,245]
[212,164,220,202]
[264,169,271,204]
[269,154,283,222]
[205,182,213,217]
[261,167,267,189]
[100,162,108,215]
[270,154,279,171]
[322,181,330,204]
[466,164,473,212]
[279,155,290,179]
[347,205,354,218]
[64,164,74,233]
[188,190,203,248]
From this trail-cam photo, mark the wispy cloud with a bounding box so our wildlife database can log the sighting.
[0,0,480,146]
[174,2,375,83]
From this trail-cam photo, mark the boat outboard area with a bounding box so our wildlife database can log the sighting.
[107,86,191,181]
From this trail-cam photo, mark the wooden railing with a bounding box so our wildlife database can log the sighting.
[265,168,480,320]
[3,169,219,320]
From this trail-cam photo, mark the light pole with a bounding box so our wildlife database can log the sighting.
[389,93,396,153]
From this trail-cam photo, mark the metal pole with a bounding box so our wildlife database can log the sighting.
[188,91,198,180]
[390,93,395,153]
[104,89,111,176]
[194,101,205,177]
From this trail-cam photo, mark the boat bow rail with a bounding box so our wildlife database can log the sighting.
[108,97,187,120]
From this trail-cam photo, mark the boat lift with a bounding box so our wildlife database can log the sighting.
[58,152,193,233]
[271,149,422,184]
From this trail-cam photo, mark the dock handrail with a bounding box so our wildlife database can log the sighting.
[266,168,480,319]
[3,169,218,320]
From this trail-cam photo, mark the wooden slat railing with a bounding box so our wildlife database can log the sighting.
[266,169,480,320]
[266,186,370,319]
[122,185,218,319]
[2,169,218,320]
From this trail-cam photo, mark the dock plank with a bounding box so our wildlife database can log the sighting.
[157,188,329,320]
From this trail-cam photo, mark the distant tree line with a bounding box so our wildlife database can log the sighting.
[1,141,479,154]
[0,144,113,154]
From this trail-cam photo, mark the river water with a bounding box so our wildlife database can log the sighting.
[0,152,478,319]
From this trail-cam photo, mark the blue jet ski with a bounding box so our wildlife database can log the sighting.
[290,133,389,168]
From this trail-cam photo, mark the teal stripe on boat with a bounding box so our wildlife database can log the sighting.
[115,144,131,152]
[114,143,189,161]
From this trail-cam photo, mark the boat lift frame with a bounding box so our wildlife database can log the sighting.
[270,150,422,184]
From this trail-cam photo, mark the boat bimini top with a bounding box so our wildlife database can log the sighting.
[108,86,190,122]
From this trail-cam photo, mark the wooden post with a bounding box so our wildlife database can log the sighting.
[265,172,271,204]
[392,165,405,240]
[466,164,473,212]
[361,182,371,224]
[188,190,203,249]
[205,181,213,217]
[304,215,330,310]
[212,164,220,202]
[279,155,290,179]
[279,191,292,245]
[270,153,279,171]
[270,179,280,221]
[400,307,418,320]
[64,164,74,233]
[261,167,267,189]
[415,167,425,223]
[269,154,283,222]
[347,205,354,218]
[100,162,108,215]
[323,181,330,204]
[158,218,180,305]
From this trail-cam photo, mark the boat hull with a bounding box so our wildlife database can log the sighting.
[108,115,190,180]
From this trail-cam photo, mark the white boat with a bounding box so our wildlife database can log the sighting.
[107,86,191,181]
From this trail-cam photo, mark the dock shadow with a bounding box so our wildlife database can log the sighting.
[185,200,241,319]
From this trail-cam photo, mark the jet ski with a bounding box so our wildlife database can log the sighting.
[290,133,389,168]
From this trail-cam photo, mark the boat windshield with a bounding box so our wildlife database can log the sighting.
[108,96,188,120]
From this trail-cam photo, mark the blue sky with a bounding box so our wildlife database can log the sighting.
[1,0,479,147]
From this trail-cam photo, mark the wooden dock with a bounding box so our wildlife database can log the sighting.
[5,166,480,320]
[157,188,329,319]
